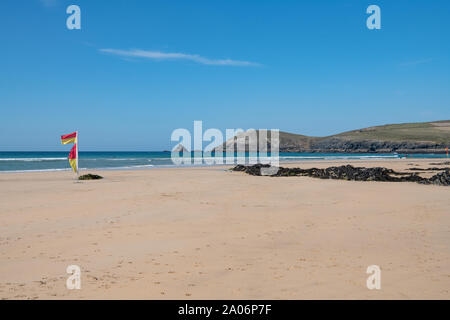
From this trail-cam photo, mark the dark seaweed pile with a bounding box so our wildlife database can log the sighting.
[78,174,103,180]
[232,164,450,186]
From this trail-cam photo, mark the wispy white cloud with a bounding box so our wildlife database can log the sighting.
[99,48,261,66]
[399,58,433,67]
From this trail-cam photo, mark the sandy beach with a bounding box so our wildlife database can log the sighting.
[1,158,449,300]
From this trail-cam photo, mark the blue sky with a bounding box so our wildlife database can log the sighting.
[0,0,449,150]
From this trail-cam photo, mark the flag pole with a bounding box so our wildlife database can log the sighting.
[76,131,79,177]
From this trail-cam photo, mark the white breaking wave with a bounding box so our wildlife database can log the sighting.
[0,157,67,161]
[279,155,399,160]
[117,164,154,169]
[0,164,155,173]
[0,157,161,162]
[0,168,71,173]
[89,158,144,161]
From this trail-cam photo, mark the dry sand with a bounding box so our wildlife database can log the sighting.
[0,158,449,299]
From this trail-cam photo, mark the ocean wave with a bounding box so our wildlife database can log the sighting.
[91,158,143,161]
[0,168,71,173]
[77,164,155,170]
[279,156,324,159]
[147,157,172,160]
[67,158,161,161]
[118,164,154,169]
[0,164,155,173]
[0,157,162,162]
[279,155,399,160]
[0,157,67,161]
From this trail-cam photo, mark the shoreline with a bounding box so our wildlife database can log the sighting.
[1,156,449,174]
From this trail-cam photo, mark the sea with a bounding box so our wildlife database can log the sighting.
[0,151,447,173]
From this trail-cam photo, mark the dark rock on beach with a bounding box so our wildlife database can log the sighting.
[427,170,450,186]
[232,164,450,186]
[78,174,103,180]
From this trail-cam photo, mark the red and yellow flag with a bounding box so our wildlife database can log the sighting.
[61,132,77,144]
[61,132,78,173]
[68,143,77,173]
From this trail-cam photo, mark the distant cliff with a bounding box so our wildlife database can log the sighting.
[214,120,450,154]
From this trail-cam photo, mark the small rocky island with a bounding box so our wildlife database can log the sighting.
[232,164,450,186]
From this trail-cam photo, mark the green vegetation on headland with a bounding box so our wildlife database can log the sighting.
[332,120,450,144]
[216,120,450,153]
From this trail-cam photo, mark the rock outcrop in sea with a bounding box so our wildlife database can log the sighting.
[172,144,189,153]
